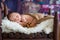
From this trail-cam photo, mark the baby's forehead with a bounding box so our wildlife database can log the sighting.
[10,12,20,16]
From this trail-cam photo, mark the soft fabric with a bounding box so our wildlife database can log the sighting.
[1,17,54,34]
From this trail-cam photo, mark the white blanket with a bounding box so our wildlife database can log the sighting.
[1,17,54,34]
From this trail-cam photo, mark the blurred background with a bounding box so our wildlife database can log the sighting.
[0,0,60,21]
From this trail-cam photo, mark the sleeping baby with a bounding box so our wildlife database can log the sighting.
[2,12,53,34]
[7,12,37,28]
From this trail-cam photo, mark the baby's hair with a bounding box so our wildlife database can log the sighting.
[7,11,13,20]
[7,12,20,20]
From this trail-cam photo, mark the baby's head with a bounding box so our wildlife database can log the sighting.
[7,12,21,23]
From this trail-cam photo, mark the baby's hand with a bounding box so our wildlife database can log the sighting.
[19,21,27,27]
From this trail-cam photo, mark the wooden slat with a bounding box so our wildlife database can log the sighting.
[2,32,53,39]
[0,8,2,40]
[53,11,58,40]
[4,3,8,17]
[59,23,60,40]
[57,22,60,40]
[48,8,51,15]
[3,39,53,40]
[0,7,2,25]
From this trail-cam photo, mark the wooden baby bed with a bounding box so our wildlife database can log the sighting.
[0,8,59,40]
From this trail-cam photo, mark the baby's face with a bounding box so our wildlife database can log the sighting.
[9,13,21,22]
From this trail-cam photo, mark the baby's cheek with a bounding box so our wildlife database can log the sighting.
[19,18,21,21]
[9,17,14,21]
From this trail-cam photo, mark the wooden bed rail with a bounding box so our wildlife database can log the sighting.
[0,8,2,40]
[53,11,58,40]
[48,9,58,40]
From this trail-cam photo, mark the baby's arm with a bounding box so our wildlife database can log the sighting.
[19,21,27,27]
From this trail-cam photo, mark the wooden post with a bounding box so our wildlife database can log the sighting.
[0,7,2,40]
[58,22,60,40]
[53,11,58,40]
[57,22,60,40]
[48,8,51,15]
[56,13,60,40]
[4,4,8,17]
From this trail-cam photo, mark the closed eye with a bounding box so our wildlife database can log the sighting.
[16,15,18,17]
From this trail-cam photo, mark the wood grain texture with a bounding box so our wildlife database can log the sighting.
[0,8,2,40]
[3,39,53,40]
[2,32,53,39]
[59,23,60,40]
[57,22,60,40]
[53,11,58,40]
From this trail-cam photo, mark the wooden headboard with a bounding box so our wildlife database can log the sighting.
[0,6,59,40]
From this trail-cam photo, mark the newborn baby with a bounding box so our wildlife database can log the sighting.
[7,12,37,28]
